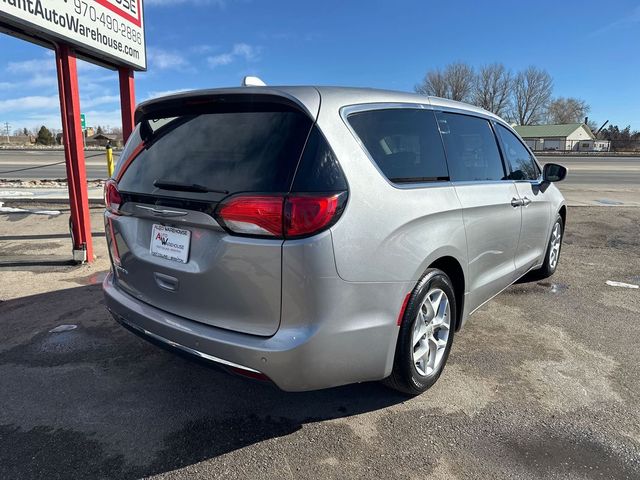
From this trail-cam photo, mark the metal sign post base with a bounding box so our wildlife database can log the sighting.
[55,44,93,263]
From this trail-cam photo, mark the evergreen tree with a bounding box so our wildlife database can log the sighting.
[36,126,55,145]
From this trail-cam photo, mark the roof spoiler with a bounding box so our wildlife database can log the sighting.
[134,89,312,143]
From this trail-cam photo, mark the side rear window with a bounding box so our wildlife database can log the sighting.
[435,112,505,182]
[347,109,449,183]
[117,107,313,201]
[292,126,347,192]
[495,123,540,180]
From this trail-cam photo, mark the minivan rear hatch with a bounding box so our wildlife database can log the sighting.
[108,90,319,336]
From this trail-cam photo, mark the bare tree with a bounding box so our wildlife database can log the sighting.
[473,63,512,117]
[546,97,590,124]
[415,69,448,98]
[511,66,553,125]
[415,62,475,102]
[446,63,475,102]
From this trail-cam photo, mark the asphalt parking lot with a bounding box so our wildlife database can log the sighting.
[1,205,639,479]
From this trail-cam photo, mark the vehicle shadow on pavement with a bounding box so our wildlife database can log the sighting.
[0,283,407,480]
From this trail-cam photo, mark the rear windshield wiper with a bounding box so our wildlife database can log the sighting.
[153,179,229,194]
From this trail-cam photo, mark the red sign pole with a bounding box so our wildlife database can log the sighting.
[55,44,93,263]
[119,67,136,143]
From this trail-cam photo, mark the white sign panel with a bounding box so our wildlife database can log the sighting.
[0,0,146,70]
[150,224,191,264]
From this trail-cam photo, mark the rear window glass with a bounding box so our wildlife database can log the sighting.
[117,109,313,200]
[435,112,505,182]
[347,109,449,183]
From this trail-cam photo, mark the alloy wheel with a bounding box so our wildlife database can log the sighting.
[549,221,562,269]
[412,288,451,376]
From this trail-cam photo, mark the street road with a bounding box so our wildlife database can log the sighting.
[0,150,115,180]
[1,150,639,184]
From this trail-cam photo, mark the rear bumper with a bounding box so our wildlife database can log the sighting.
[103,271,406,391]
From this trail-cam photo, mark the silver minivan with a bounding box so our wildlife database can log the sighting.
[103,86,567,395]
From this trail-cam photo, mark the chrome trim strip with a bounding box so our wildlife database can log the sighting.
[116,314,262,373]
[135,205,189,217]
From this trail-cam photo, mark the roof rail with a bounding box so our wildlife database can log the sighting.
[242,76,266,87]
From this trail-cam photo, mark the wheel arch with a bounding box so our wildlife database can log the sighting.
[558,204,567,226]
[428,256,465,331]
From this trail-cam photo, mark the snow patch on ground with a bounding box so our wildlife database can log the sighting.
[0,201,61,216]
[606,280,639,289]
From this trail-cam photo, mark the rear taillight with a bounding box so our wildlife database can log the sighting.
[284,194,341,237]
[216,192,346,239]
[104,179,122,214]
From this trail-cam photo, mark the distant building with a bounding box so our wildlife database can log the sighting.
[513,123,610,152]
[86,133,123,148]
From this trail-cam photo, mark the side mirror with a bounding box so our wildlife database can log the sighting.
[543,163,567,183]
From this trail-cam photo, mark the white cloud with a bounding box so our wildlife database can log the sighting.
[208,53,234,67]
[81,109,123,128]
[6,58,55,74]
[147,48,190,70]
[77,60,103,73]
[0,95,60,113]
[28,74,58,88]
[592,5,640,36]
[19,108,123,130]
[82,95,120,108]
[207,43,260,68]
[190,44,217,54]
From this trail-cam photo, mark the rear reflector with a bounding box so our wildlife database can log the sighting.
[397,293,411,326]
[228,366,271,382]
[216,192,346,239]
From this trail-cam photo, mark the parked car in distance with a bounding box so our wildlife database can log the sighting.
[103,85,567,395]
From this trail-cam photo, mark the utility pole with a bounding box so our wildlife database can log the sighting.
[3,122,9,144]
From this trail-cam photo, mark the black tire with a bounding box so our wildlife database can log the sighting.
[383,268,456,396]
[534,214,564,279]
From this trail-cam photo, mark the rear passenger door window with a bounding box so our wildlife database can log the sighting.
[495,124,540,181]
[347,109,449,183]
[435,112,505,182]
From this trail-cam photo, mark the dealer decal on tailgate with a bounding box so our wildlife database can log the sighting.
[150,224,191,264]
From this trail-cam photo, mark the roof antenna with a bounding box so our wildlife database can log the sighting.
[242,76,266,87]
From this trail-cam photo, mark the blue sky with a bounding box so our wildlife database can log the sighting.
[1,0,639,132]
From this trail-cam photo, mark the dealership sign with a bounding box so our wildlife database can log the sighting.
[0,0,146,70]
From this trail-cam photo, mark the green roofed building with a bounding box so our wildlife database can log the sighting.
[513,123,610,152]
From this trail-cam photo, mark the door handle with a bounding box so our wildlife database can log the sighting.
[511,198,524,208]
[522,197,532,206]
